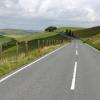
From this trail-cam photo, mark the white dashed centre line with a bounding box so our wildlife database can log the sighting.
[76,50,78,56]
[70,44,78,90]
[71,61,78,90]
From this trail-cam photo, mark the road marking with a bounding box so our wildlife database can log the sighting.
[76,50,78,55]
[71,61,77,90]
[0,44,68,83]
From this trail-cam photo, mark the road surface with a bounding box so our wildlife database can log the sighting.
[0,40,100,100]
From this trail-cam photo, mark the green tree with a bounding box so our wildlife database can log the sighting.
[68,29,72,36]
[65,29,68,35]
[45,26,57,32]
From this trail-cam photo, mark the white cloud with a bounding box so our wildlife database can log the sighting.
[17,0,100,21]
[0,0,100,29]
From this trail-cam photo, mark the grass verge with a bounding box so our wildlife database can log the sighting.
[74,26,100,51]
[0,38,69,77]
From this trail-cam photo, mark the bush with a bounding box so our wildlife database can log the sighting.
[45,26,57,32]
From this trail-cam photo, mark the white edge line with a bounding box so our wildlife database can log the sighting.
[70,61,77,90]
[0,44,69,83]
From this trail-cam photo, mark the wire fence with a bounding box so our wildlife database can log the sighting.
[0,39,65,65]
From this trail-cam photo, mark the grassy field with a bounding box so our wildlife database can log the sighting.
[0,27,81,77]
[3,27,81,42]
[0,27,82,77]
[0,35,13,44]
[0,44,67,77]
[74,26,100,38]
[2,27,82,58]
[74,26,100,50]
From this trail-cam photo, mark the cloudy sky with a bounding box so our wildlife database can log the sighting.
[0,0,100,30]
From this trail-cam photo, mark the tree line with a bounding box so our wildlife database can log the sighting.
[45,26,74,37]
[65,29,74,37]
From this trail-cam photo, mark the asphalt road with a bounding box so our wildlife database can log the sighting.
[0,40,100,100]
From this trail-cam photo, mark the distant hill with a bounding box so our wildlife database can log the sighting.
[74,26,100,50]
[74,26,100,38]
[0,29,40,35]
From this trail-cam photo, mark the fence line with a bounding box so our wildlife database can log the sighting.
[0,39,65,64]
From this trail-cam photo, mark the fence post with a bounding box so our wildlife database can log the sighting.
[52,40,53,45]
[54,40,56,45]
[16,42,18,63]
[38,40,40,49]
[46,40,48,46]
[48,40,49,46]
[62,39,64,43]
[60,40,62,44]
[0,43,2,57]
[43,40,45,47]
[50,40,52,45]
[42,40,44,48]
[56,40,58,44]
[61,39,63,43]
[25,41,28,57]
[53,40,55,45]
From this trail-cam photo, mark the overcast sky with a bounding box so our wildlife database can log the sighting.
[0,0,100,30]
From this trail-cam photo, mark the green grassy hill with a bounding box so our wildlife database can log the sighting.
[74,26,100,50]
[0,27,81,53]
[56,27,82,33]
[0,27,81,77]
[0,27,81,42]
[0,29,37,35]
[0,35,13,44]
[1,27,81,58]
[74,26,100,38]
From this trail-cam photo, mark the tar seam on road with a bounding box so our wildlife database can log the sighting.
[0,44,69,83]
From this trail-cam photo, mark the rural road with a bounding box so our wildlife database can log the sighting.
[0,40,100,100]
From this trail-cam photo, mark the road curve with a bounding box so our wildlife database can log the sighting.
[0,40,100,100]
